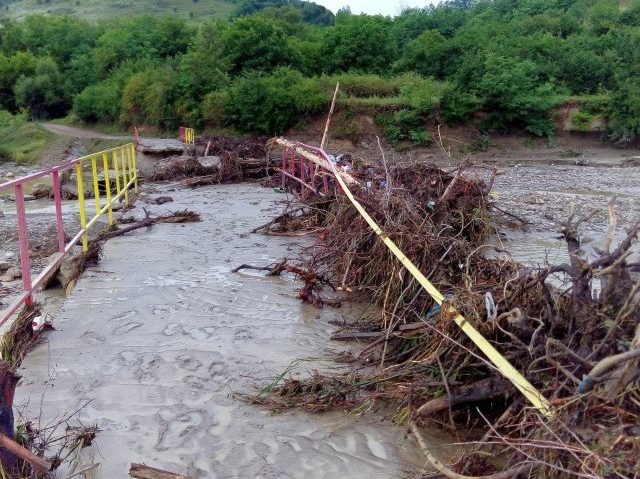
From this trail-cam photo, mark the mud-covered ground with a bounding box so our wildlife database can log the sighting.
[15,183,440,478]
[0,141,173,316]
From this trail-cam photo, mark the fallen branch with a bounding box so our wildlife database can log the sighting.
[490,203,533,225]
[129,463,192,479]
[0,433,51,474]
[231,264,276,274]
[330,331,384,341]
[409,421,531,479]
[417,377,513,417]
[579,324,640,393]
[101,210,200,239]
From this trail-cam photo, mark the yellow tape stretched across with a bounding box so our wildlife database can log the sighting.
[281,140,552,417]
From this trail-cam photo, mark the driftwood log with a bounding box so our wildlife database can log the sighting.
[129,463,193,479]
[101,209,201,240]
[417,376,513,417]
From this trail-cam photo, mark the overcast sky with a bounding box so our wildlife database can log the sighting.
[314,0,434,16]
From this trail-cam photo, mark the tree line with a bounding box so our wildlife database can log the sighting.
[0,0,639,144]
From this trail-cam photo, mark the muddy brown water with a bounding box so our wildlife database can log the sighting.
[14,183,456,478]
[5,147,640,476]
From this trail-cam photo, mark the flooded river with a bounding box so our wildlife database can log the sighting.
[5,145,640,477]
[14,183,453,478]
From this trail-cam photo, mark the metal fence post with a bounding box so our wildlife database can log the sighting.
[14,184,33,306]
[103,153,114,225]
[76,163,88,252]
[52,170,65,253]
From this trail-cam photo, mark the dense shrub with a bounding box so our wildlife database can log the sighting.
[608,77,640,144]
[321,15,397,74]
[234,1,335,25]
[476,55,562,137]
[223,68,326,134]
[73,81,122,123]
[0,0,639,140]
[14,57,68,119]
[376,109,431,146]
[121,67,179,129]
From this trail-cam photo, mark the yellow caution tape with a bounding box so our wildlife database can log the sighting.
[326,153,552,417]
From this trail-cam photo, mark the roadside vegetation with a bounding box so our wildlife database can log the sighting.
[0,0,639,150]
[0,110,55,163]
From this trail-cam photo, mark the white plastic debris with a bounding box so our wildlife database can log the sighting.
[32,314,49,332]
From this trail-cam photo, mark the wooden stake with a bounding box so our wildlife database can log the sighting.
[320,82,340,151]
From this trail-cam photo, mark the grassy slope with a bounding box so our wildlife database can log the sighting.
[0,122,60,163]
[0,0,236,21]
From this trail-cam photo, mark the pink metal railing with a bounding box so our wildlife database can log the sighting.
[0,143,137,327]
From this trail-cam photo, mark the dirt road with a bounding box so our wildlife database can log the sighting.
[40,122,131,140]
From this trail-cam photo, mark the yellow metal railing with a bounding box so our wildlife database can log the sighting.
[180,127,195,146]
[76,143,138,251]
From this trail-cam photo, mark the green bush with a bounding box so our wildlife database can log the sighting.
[120,67,179,129]
[376,109,431,146]
[440,85,480,124]
[398,73,445,114]
[476,55,562,138]
[328,73,401,97]
[14,57,69,119]
[571,110,595,131]
[201,90,229,129]
[73,81,122,124]
[222,67,327,134]
[322,15,397,74]
[608,77,640,144]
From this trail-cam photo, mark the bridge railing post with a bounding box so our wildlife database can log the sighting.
[14,184,33,306]
[52,170,65,253]
[103,153,114,225]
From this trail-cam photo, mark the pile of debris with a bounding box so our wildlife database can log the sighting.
[195,135,268,160]
[148,136,273,186]
[248,145,639,479]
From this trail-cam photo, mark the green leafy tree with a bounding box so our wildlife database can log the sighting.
[0,51,37,111]
[14,57,68,119]
[394,29,453,79]
[322,15,397,74]
[121,66,179,129]
[608,77,640,144]
[234,0,335,25]
[218,14,301,74]
[476,55,561,137]
[223,67,326,134]
[94,16,193,75]
[72,81,122,124]
[178,23,229,101]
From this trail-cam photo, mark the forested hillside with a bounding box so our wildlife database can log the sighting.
[0,0,639,146]
[0,0,334,22]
